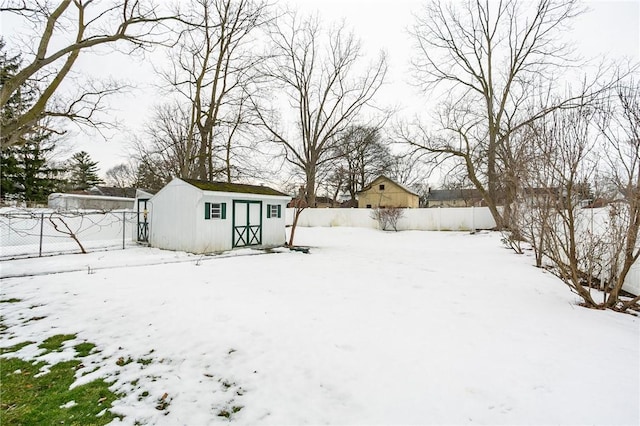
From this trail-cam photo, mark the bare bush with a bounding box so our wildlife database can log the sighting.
[371,207,404,232]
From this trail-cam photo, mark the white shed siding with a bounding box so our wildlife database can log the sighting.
[195,194,235,252]
[149,178,290,254]
[149,180,199,252]
[262,199,287,247]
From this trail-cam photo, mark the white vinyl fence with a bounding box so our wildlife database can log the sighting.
[286,207,497,231]
[285,207,639,295]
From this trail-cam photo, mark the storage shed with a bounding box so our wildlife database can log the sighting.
[147,178,291,253]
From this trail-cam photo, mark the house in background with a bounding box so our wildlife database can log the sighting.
[88,186,137,198]
[357,175,419,208]
[48,192,135,210]
[424,188,485,208]
[48,186,138,211]
[287,186,342,208]
[146,178,290,253]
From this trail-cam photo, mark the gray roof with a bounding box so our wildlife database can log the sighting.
[427,189,482,201]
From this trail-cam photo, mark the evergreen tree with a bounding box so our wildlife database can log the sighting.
[68,151,103,190]
[1,39,66,205]
[1,131,65,205]
[0,38,29,149]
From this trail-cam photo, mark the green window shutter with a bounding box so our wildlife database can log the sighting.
[221,203,226,219]
[205,202,211,220]
[267,204,271,218]
[277,204,281,218]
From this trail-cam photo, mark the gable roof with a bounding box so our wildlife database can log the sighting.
[358,175,419,196]
[181,178,289,197]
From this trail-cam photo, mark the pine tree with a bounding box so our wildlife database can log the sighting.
[1,39,66,205]
[1,132,65,205]
[1,38,25,201]
[68,151,103,190]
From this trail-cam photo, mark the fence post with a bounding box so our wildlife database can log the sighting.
[39,213,44,257]
[122,211,126,250]
[471,206,475,231]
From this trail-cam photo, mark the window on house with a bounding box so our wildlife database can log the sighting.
[267,204,281,218]
[379,184,385,190]
[204,202,226,219]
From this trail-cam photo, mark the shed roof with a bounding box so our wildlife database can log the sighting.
[182,178,289,197]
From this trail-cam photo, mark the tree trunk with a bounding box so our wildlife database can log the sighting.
[288,206,306,247]
[306,166,316,207]
[197,136,208,180]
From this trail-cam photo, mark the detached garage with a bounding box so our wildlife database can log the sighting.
[147,178,291,253]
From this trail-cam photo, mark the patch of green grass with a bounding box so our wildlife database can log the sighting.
[0,356,120,425]
[0,298,21,303]
[39,334,76,353]
[217,406,243,418]
[74,342,97,357]
[137,358,152,366]
[116,356,133,367]
[0,341,34,355]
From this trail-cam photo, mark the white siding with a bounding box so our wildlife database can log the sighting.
[195,194,235,252]
[149,180,199,252]
[262,200,287,247]
[149,178,290,254]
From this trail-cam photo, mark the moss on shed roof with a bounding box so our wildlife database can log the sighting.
[182,178,289,197]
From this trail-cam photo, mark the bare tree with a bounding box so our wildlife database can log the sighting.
[596,80,640,310]
[254,12,387,207]
[105,162,137,189]
[388,150,429,189]
[158,0,271,181]
[287,195,307,247]
[137,102,200,180]
[0,0,176,149]
[405,0,614,229]
[332,125,393,205]
[524,105,604,307]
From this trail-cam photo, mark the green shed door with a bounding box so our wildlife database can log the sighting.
[232,200,262,247]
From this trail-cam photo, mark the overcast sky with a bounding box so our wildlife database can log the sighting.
[11,0,638,181]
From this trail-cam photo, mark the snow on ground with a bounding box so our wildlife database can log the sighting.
[1,227,638,425]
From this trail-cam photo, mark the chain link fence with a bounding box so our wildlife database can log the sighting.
[0,209,139,260]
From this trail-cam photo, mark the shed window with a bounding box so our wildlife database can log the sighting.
[267,204,281,218]
[379,184,385,190]
[205,202,226,219]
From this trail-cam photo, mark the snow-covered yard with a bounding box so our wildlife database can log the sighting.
[1,227,638,425]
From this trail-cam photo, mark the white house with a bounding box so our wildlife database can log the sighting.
[146,178,291,253]
[48,193,135,211]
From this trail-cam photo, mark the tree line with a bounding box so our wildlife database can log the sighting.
[1,0,638,310]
